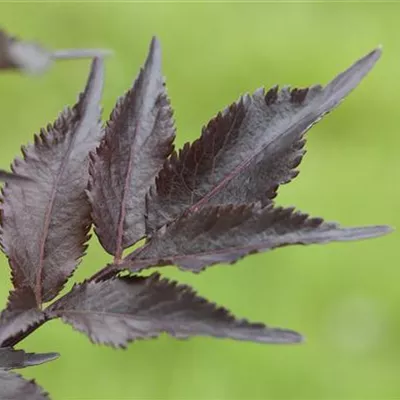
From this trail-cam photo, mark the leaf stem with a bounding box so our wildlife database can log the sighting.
[52,49,112,60]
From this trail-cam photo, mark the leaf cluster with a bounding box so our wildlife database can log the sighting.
[0,30,391,399]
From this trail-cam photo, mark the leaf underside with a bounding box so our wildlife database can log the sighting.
[88,36,175,258]
[145,48,382,234]
[0,370,49,400]
[0,57,104,306]
[47,273,302,347]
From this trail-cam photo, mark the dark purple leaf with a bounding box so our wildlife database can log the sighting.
[0,289,46,347]
[47,273,302,346]
[0,347,58,370]
[125,204,391,273]
[146,48,381,233]
[0,57,104,306]
[0,370,49,400]
[0,309,45,348]
[88,36,175,258]
[0,28,110,74]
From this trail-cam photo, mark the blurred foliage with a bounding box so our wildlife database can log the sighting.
[0,2,399,399]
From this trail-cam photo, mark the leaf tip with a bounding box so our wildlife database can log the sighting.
[148,36,162,65]
[89,56,105,82]
[375,224,394,236]
[44,352,60,362]
[350,46,382,77]
[364,46,382,66]
[24,351,60,367]
[340,224,394,241]
[150,35,161,51]
[262,327,304,344]
[366,224,393,237]
[282,329,304,344]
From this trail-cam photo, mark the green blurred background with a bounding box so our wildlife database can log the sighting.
[0,2,399,399]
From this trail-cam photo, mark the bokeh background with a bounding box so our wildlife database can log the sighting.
[0,2,399,399]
